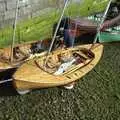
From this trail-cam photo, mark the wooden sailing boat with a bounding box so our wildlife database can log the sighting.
[0,38,52,72]
[0,0,53,72]
[12,0,113,94]
[13,43,103,90]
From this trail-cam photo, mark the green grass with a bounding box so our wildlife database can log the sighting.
[0,43,120,120]
[0,10,60,48]
[0,0,109,48]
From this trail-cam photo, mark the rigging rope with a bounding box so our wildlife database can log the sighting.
[0,79,13,84]
[10,0,19,63]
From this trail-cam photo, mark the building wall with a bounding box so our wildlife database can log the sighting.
[0,0,65,28]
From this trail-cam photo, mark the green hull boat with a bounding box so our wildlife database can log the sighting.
[100,31,120,43]
[100,25,120,42]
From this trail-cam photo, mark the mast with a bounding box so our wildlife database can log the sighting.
[93,0,113,44]
[44,0,70,65]
[10,0,19,63]
[48,0,70,54]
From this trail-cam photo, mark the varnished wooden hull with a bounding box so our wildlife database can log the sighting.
[13,44,104,90]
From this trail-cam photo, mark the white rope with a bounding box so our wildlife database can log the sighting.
[10,0,19,63]
[0,79,13,84]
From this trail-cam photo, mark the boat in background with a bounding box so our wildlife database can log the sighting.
[0,38,52,72]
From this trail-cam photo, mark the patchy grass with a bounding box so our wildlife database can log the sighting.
[0,43,120,120]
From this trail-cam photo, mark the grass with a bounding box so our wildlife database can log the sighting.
[0,43,120,120]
